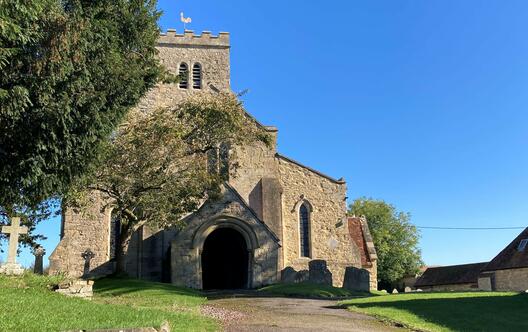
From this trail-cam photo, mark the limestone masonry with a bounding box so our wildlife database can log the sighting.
[49,30,377,290]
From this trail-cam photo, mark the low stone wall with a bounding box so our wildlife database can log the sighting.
[420,283,478,292]
[492,267,528,291]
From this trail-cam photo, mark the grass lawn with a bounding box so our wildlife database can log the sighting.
[0,273,217,332]
[341,291,528,332]
[258,282,368,298]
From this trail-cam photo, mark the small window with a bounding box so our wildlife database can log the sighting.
[518,239,528,252]
[179,63,189,89]
[109,210,121,260]
[299,203,311,257]
[192,63,202,89]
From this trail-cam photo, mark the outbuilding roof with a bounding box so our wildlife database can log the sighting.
[414,262,488,287]
[482,227,528,272]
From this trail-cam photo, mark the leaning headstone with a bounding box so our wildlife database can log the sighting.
[392,289,399,294]
[404,286,412,293]
[81,249,95,279]
[33,246,46,275]
[342,266,370,292]
[308,260,332,286]
[0,217,28,275]
[281,267,298,283]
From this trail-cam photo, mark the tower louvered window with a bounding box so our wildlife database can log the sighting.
[299,203,311,257]
[179,63,189,89]
[192,63,202,89]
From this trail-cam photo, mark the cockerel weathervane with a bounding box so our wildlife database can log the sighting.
[180,12,192,31]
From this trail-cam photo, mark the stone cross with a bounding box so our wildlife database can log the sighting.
[1,217,28,265]
[33,246,46,275]
[81,249,95,278]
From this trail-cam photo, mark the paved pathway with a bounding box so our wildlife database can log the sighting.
[207,295,403,332]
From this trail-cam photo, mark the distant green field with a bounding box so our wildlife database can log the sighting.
[341,291,528,331]
[259,282,369,298]
[0,274,217,332]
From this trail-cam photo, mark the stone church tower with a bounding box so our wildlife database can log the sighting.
[50,30,377,289]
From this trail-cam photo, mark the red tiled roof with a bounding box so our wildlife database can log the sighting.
[483,227,528,272]
[348,216,377,267]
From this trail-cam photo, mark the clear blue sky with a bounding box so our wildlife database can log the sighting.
[4,0,528,269]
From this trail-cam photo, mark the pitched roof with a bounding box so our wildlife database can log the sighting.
[483,227,528,271]
[414,262,488,287]
[348,216,377,267]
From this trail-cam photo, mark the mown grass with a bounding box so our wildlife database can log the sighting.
[0,273,217,332]
[258,282,369,298]
[341,291,528,331]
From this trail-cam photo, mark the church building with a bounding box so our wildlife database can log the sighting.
[49,30,377,290]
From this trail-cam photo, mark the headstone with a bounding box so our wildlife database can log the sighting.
[295,270,309,283]
[33,246,46,275]
[404,286,412,293]
[308,260,332,286]
[342,266,370,292]
[0,217,28,275]
[281,267,298,283]
[81,249,95,278]
[392,289,399,294]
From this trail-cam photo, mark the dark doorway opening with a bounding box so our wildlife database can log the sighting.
[202,228,249,290]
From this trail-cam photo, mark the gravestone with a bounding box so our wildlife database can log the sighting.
[281,267,297,283]
[308,260,332,286]
[404,286,412,293]
[295,270,309,283]
[0,217,28,275]
[33,246,46,275]
[342,266,370,292]
[392,289,399,294]
[81,249,95,279]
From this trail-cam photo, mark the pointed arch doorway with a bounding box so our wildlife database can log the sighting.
[201,227,249,290]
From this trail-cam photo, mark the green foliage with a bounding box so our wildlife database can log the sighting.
[258,282,369,298]
[342,292,528,332]
[349,198,423,287]
[0,274,217,331]
[68,93,269,270]
[0,0,162,210]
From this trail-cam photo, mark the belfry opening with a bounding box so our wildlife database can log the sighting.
[201,228,249,290]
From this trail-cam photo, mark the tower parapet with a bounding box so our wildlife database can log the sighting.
[158,29,230,48]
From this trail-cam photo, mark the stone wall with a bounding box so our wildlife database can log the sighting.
[491,267,528,291]
[137,30,230,112]
[277,156,359,287]
[420,283,478,292]
[49,192,113,278]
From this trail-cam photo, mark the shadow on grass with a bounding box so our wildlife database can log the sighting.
[94,277,203,298]
[342,293,528,331]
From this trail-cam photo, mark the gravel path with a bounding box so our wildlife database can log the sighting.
[204,295,404,332]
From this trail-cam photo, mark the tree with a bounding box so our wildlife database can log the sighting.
[0,0,163,211]
[68,93,270,272]
[349,198,423,288]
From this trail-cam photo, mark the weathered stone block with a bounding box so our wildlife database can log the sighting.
[342,267,370,292]
[308,260,332,286]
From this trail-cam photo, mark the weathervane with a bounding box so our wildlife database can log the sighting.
[180,12,192,31]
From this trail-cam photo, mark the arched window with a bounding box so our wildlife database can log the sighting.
[299,203,311,257]
[179,63,189,89]
[192,63,202,89]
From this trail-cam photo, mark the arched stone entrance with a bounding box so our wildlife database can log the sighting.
[201,228,249,290]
